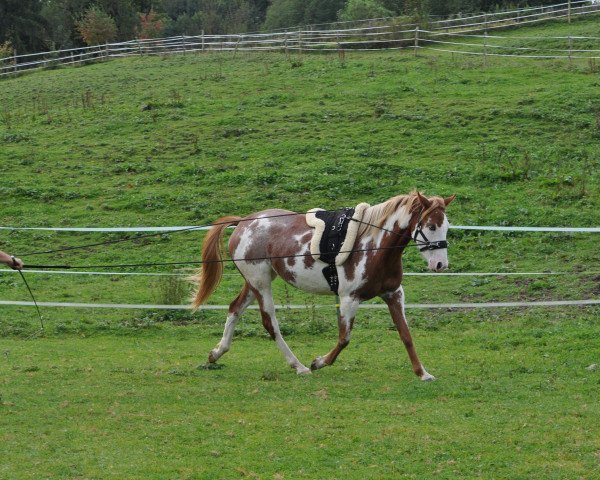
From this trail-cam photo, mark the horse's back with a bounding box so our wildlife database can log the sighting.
[228,209,311,260]
[228,208,331,293]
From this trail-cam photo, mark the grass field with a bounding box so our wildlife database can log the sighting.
[1,309,599,479]
[0,15,599,479]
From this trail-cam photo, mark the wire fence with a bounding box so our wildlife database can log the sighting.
[1,221,598,309]
[1,1,600,77]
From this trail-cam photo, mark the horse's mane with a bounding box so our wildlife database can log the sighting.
[358,192,420,238]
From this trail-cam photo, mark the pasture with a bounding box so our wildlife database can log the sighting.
[0,16,599,479]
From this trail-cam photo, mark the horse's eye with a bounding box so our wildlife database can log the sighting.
[428,225,436,232]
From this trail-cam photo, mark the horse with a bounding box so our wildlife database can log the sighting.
[191,191,455,379]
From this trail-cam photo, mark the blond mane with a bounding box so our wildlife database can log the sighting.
[358,192,420,238]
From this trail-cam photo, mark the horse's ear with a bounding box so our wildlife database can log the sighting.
[444,194,456,207]
[416,192,432,209]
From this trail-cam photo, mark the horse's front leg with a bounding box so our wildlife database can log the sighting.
[381,287,435,381]
[311,295,360,371]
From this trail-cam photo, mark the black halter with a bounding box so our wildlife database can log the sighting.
[413,209,449,252]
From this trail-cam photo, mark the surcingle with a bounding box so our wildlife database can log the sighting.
[306,203,369,294]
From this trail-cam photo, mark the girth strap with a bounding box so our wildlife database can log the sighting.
[315,207,355,294]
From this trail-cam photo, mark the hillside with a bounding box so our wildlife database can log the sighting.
[0,17,599,333]
[0,18,599,480]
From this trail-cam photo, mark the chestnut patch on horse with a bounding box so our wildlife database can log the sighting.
[303,249,315,268]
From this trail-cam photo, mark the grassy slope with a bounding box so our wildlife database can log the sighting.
[0,40,599,322]
[0,17,599,479]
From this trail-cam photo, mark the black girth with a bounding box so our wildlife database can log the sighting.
[315,207,355,294]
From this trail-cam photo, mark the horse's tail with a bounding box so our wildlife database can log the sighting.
[191,216,242,311]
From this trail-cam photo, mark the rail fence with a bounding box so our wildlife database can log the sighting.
[0,222,598,310]
[1,1,600,78]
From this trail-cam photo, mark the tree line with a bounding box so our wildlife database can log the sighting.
[0,0,566,55]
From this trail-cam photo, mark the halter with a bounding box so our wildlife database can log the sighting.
[413,208,449,252]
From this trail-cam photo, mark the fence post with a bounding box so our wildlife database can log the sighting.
[137,40,142,56]
[13,49,17,73]
[201,30,205,52]
[234,35,242,56]
[71,52,75,65]
[182,35,186,54]
[298,28,303,54]
[484,31,488,67]
[414,27,419,57]
[568,0,571,23]
[568,34,573,64]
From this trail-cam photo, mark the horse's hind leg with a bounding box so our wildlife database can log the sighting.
[311,296,360,370]
[208,282,255,364]
[253,283,311,375]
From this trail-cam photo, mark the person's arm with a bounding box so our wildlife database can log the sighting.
[0,251,24,270]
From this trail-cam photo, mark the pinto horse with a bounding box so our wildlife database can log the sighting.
[192,191,455,379]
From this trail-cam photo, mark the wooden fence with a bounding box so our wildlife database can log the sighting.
[1,0,600,77]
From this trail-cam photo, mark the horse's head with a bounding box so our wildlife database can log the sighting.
[413,192,456,272]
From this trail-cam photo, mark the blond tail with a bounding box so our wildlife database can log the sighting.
[191,216,242,310]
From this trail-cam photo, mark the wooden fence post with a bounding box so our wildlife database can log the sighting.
[568,34,573,64]
[414,27,419,56]
[484,31,488,67]
[13,49,17,73]
[234,35,242,56]
[201,30,205,52]
[568,0,571,23]
[182,35,186,54]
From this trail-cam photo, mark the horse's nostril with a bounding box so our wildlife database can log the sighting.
[436,262,443,270]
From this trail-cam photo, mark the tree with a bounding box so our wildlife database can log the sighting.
[404,0,430,21]
[338,0,394,22]
[304,0,346,25]
[98,0,141,41]
[263,0,305,30]
[0,0,49,53]
[76,6,118,45]
[137,9,165,38]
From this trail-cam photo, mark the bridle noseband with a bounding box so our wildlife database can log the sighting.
[413,208,448,252]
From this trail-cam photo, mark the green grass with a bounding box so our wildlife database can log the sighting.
[0,16,599,479]
[1,308,599,479]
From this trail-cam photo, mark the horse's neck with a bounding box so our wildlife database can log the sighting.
[364,207,417,262]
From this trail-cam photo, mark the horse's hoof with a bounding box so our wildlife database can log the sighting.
[207,351,217,363]
[310,357,326,371]
[296,366,311,375]
[420,372,436,381]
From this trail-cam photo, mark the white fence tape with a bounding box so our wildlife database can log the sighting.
[0,226,202,232]
[1,225,598,233]
[1,269,598,277]
[0,299,598,310]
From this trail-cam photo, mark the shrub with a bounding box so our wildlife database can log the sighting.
[0,41,13,60]
[76,6,117,46]
[137,10,165,40]
[338,0,393,21]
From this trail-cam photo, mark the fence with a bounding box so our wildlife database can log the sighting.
[1,1,600,78]
[0,222,598,310]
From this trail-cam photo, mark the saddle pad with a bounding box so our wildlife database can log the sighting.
[306,203,369,266]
